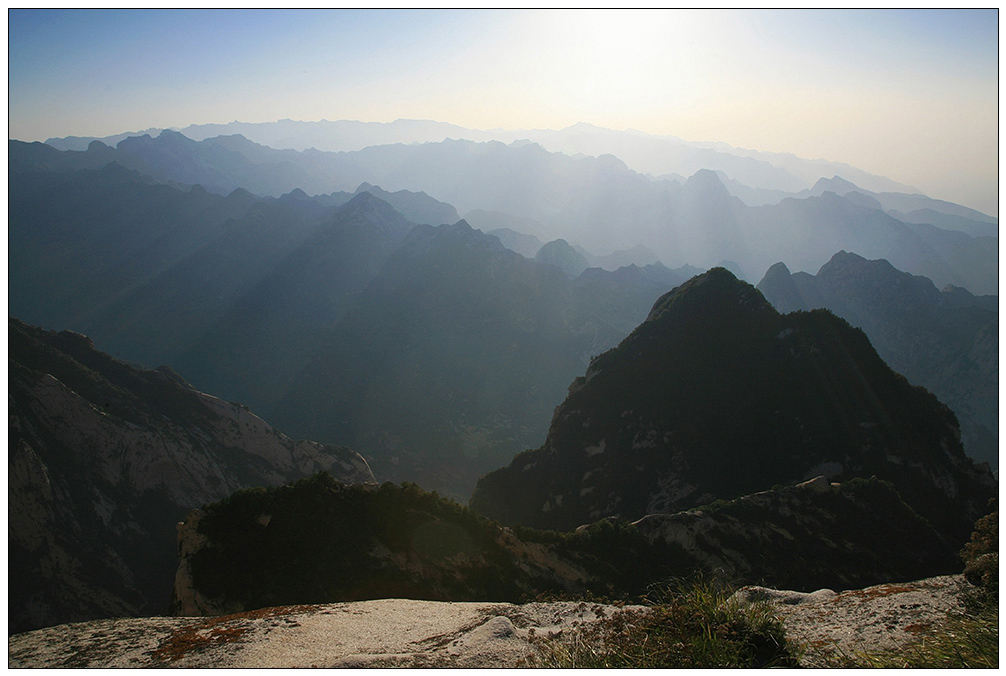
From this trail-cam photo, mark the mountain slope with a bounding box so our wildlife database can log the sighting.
[470,268,995,539]
[9,162,254,333]
[168,191,416,409]
[166,473,964,621]
[757,252,998,468]
[269,220,622,497]
[9,318,376,634]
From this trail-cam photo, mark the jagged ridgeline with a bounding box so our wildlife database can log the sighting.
[469,268,995,542]
[757,251,998,467]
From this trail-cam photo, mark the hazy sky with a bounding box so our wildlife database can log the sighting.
[8,9,999,214]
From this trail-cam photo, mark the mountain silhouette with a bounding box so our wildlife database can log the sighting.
[470,268,995,541]
[757,251,998,467]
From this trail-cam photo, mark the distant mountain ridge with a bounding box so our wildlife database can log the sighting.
[44,119,922,198]
[13,135,995,295]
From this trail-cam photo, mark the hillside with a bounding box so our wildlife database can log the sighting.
[9,318,376,634]
[161,472,971,621]
[268,219,637,496]
[757,252,998,467]
[470,268,995,541]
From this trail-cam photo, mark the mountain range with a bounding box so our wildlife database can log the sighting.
[9,158,700,497]
[173,269,993,616]
[10,268,994,632]
[45,119,921,196]
[9,132,998,494]
[8,119,998,636]
[14,131,996,296]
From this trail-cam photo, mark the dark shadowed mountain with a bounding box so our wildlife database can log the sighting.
[166,191,417,411]
[9,318,376,634]
[757,252,998,468]
[9,162,258,334]
[470,269,995,542]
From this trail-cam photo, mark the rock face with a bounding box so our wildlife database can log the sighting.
[757,251,998,468]
[8,318,376,634]
[7,599,641,668]
[470,268,995,546]
[6,575,973,668]
[733,575,971,668]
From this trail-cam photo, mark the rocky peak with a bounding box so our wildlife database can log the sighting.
[328,191,415,238]
[402,219,509,257]
[810,175,861,196]
[816,251,942,311]
[682,168,732,201]
[279,187,311,201]
[841,191,884,211]
[642,267,774,326]
[471,268,995,538]
[535,239,589,278]
[756,262,808,314]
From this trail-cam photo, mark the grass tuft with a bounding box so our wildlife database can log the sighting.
[530,575,799,668]
[818,597,997,668]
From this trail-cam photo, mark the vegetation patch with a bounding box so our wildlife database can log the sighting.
[529,576,799,668]
[149,605,317,663]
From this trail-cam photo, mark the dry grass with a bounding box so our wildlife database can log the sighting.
[148,604,316,663]
[528,577,799,668]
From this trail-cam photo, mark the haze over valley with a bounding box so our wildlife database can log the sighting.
[8,10,998,662]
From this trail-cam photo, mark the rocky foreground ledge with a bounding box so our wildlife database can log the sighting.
[9,576,968,668]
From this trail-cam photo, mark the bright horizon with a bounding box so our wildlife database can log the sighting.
[9,9,1000,215]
